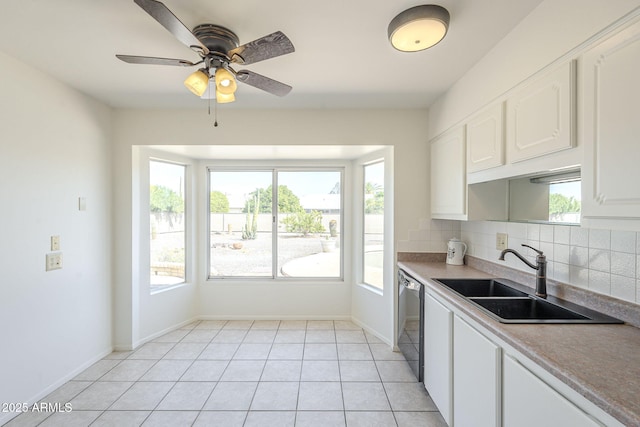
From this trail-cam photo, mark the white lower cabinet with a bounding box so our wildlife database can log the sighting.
[453,316,500,427]
[421,289,620,427]
[503,355,602,427]
[424,293,453,425]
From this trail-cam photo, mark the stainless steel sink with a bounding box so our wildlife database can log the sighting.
[471,297,589,321]
[432,278,623,324]
[433,278,529,298]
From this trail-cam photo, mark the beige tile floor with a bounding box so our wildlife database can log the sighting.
[4,320,446,427]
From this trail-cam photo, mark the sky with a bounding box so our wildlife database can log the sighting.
[210,170,343,199]
[550,181,581,201]
[150,162,386,203]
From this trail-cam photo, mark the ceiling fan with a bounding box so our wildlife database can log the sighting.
[116,0,295,103]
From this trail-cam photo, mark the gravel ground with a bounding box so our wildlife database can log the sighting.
[210,232,333,276]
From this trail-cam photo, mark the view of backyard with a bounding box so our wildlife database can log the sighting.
[149,163,385,290]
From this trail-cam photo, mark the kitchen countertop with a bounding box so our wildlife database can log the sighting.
[398,260,640,427]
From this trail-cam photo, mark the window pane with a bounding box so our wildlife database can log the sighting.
[209,171,273,277]
[150,161,185,289]
[364,162,384,289]
[549,181,581,223]
[277,171,342,278]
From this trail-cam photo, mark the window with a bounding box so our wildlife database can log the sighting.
[149,160,186,289]
[209,170,273,277]
[549,181,581,223]
[208,168,343,279]
[363,161,384,289]
[507,169,581,224]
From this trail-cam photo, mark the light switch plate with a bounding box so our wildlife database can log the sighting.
[496,233,508,250]
[51,235,60,251]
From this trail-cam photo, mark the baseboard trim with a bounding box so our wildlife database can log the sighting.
[0,345,113,426]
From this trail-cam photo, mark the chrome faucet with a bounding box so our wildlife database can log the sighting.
[499,244,547,298]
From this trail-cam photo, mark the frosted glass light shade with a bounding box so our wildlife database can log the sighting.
[216,91,235,103]
[184,69,209,96]
[215,68,237,95]
[388,5,450,52]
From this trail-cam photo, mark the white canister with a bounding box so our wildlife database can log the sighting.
[446,238,467,265]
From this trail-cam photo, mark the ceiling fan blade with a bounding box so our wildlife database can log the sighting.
[116,54,198,67]
[134,0,209,54]
[229,31,294,65]
[236,70,292,96]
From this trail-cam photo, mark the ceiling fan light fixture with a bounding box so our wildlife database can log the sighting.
[216,91,235,103]
[215,67,237,95]
[184,69,210,96]
[388,5,450,52]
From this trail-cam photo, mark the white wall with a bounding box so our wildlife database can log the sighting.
[427,0,640,306]
[113,108,428,346]
[0,51,113,423]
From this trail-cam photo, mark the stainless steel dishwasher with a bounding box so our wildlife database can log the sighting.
[397,268,424,382]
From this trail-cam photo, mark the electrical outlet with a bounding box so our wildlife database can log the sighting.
[496,233,508,250]
[46,253,63,271]
[51,235,60,251]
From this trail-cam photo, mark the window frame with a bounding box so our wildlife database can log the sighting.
[362,159,385,290]
[205,162,346,282]
[140,150,194,295]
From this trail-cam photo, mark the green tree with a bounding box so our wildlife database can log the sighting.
[365,181,382,195]
[365,191,385,214]
[244,185,301,213]
[150,185,184,214]
[281,210,325,236]
[549,193,581,220]
[210,191,230,213]
[150,185,184,228]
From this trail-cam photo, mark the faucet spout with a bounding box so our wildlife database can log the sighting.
[498,248,537,269]
[499,244,547,298]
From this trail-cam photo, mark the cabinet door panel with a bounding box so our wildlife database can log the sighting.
[424,293,453,425]
[506,61,576,163]
[453,316,500,427]
[467,103,505,173]
[430,126,466,218]
[582,18,640,218]
[503,355,601,427]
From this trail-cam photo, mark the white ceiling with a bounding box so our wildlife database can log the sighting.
[0,0,543,110]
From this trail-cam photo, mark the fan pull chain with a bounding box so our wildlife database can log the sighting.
[214,96,218,127]
[207,81,219,127]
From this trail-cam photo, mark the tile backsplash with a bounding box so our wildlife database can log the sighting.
[398,219,461,253]
[398,219,640,305]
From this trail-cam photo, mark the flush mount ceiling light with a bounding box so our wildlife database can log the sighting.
[388,5,450,52]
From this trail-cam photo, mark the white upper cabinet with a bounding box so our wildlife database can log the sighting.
[467,102,505,173]
[430,125,466,219]
[506,61,576,163]
[581,17,640,220]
